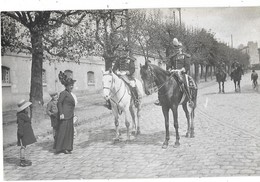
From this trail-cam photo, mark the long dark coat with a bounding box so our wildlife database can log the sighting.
[17,112,37,147]
[54,89,75,152]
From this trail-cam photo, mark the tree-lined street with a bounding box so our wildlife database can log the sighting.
[3,71,260,180]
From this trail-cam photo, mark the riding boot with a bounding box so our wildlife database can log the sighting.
[181,79,194,107]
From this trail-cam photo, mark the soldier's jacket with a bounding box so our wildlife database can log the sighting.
[112,57,135,79]
[166,51,190,72]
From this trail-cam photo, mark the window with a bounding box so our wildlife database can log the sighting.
[87,71,95,85]
[2,66,11,85]
[42,69,47,85]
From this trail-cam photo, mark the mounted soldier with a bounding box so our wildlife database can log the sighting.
[112,48,140,106]
[166,38,194,106]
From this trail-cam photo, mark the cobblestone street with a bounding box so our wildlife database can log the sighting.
[3,71,260,180]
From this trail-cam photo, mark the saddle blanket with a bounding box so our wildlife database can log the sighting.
[179,75,197,105]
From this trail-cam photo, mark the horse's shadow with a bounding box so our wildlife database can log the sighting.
[77,127,172,148]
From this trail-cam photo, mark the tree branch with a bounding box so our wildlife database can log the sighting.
[95,18,104,48]
[2,12,28,27]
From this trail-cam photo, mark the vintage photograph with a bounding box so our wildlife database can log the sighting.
[1,0,260,181]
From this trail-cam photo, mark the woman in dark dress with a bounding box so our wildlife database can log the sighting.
[54,71,76,154]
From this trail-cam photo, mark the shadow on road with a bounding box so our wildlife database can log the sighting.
[203,89,259,96]
[4,157,20,166]
[35,139,56,154]
[77,126,173,148]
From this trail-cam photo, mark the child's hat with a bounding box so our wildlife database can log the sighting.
[17,99,32,112]
[49,91,58,97]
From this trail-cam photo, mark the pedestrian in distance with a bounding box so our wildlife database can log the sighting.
[251,69,258,89]
[16,99,37,167]
[46,91,59,140]
[54,71,76,154]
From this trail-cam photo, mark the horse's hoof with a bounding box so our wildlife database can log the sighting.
[136,130,141,135]
[162,144,168,149]
[131,131,136,136]
[113,138,120,142]
[190,132,195,138]
[125,140,131,144]
[173,142,180,148]
[185,133,190,138]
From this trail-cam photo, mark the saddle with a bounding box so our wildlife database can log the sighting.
[118,75,139,105]
[171,72,197,90]
[171,73,197,105]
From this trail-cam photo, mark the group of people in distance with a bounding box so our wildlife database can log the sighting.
[16,70,77,167]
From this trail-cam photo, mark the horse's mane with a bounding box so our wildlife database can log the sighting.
[150,64,171,76]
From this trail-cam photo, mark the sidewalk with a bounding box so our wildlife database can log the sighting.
[2,78,217,148]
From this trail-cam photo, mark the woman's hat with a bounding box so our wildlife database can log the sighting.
[17,99,32,112]
[58,70,76,86]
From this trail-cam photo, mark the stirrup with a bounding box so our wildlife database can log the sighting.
[188,100,194,107]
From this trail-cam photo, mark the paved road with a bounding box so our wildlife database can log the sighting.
[3,71,260,180]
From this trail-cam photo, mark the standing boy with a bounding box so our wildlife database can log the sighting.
[46,92,59,139]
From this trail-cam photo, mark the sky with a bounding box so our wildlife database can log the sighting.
[179,7,260,48]
[1,0,260,49]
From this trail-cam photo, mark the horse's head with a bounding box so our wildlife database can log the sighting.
[102,69,114,100]
[140,61,154,95]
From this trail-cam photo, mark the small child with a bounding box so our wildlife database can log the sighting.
[17,99,36,167]
[46,92,59,139]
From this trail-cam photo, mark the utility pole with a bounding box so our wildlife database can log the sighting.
[231,34,233,48]
[173,10,176,25]
[178,8,182,26]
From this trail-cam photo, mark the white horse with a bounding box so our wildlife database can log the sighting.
[102,69,144,142]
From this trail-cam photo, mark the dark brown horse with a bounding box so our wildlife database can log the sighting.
[230,66,244,92]
[140,61,198,149]
[216,68,227,93]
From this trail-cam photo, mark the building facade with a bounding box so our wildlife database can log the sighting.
[1,53,163,112]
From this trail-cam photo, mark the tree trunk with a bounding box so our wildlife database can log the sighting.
[210,66,213,80]
[205,65,208,82]
[200,64,204,79]
[194,63,199,83]
[29,31,45,122]
[104,56,113,71]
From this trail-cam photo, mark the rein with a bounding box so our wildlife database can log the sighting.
[103,73,127,105]
[148,65,174,94]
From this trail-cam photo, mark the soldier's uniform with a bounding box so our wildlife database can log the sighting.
[167,38,193,105]
[112,54,140,106]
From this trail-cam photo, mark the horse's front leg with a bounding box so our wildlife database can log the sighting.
[136,102,141,135]
[162,106,170,149]
[129,104,137,136]
[218,82,221,93]
[238,80,241,92]
[234,81,237,92]
[112,106,120,142]
[124,109,131,142]
[182,103,191,138]
[222,81,225,93]
[171,105,180,147]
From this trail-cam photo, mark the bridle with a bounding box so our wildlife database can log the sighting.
[103,73,126,105]
[144,65,174,93]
